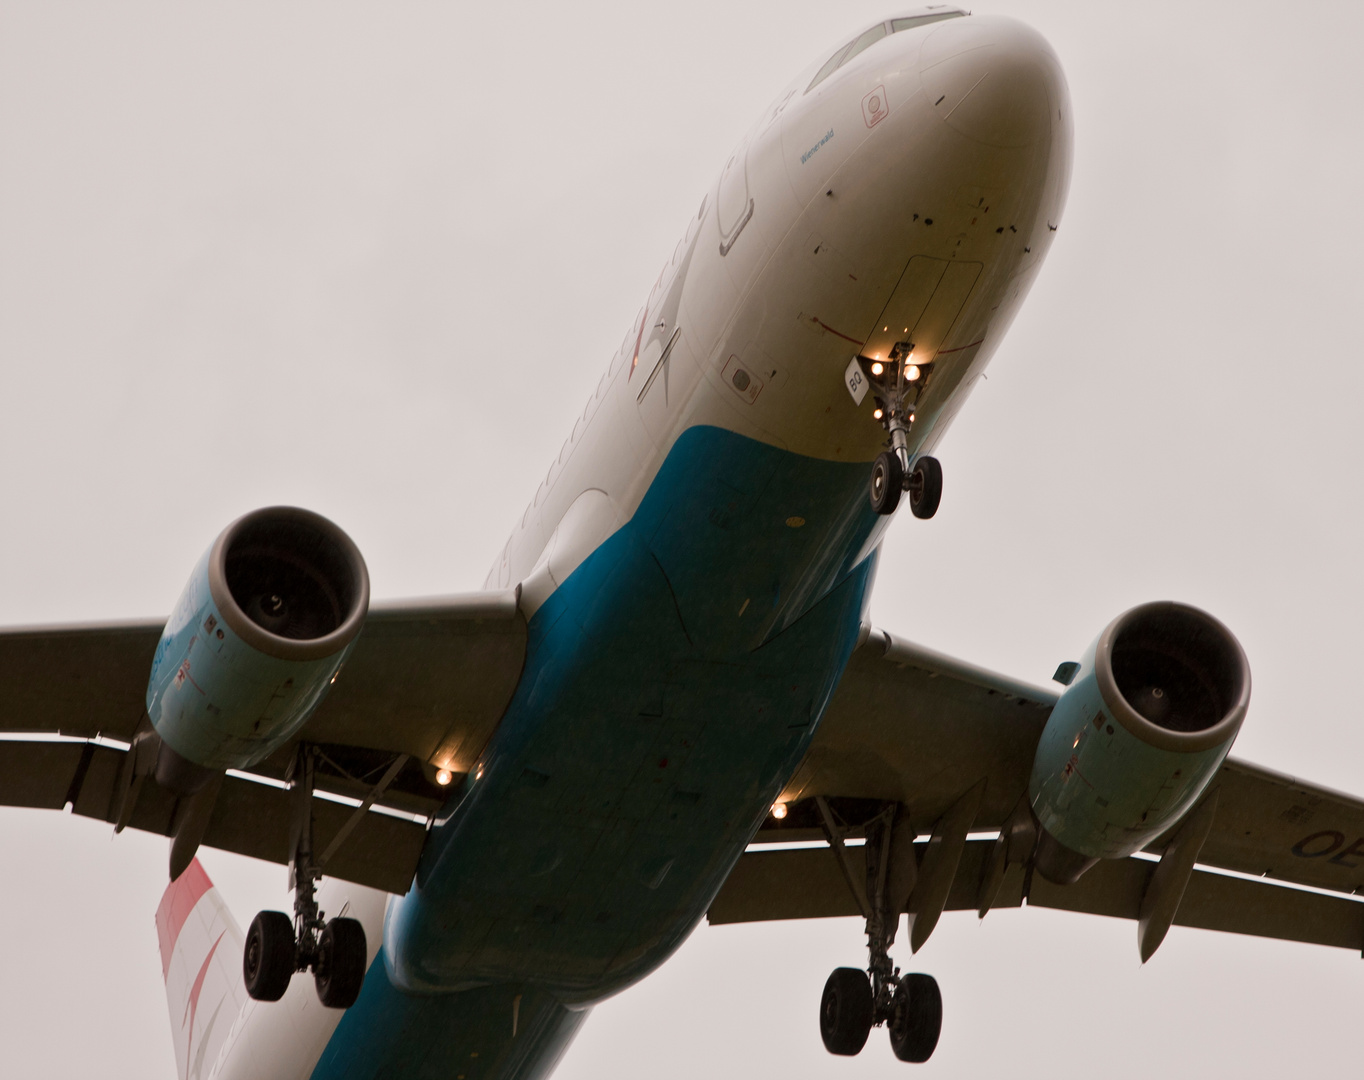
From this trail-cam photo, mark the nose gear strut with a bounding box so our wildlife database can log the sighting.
[861,344,943,518]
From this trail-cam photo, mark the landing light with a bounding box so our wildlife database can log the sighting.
[873,408,883,420]
[907,365,921,381]
[771,802,788,820]
[436,768,454,786]
[871,362,884,376]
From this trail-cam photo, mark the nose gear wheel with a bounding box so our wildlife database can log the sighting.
[870,453,904,515]
[857,344,943,518]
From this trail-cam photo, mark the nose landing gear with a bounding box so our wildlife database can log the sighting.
[242,746,368,1009]
[862,344,943,519]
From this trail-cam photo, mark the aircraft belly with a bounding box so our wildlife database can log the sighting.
[383,426,878,1004]
[310,975,587,1080]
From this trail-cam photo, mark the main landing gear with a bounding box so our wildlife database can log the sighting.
[243,746,368,1009]
[820,969,942,1063]
[863,343,943,518]
[815,799,944,1064]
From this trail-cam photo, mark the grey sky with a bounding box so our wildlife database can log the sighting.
[2,2,1361,1076]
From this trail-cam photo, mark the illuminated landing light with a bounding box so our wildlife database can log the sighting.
[873,408,884,420]
[475,763,485,781]
[771,802,788,820]
[871,362,884,376]
[908,413,915,423]
[907,365,921,381]
[436,768,454,787]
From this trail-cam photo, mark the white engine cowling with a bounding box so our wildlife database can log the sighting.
[1029,601,1250,883]
[145,506,369,778]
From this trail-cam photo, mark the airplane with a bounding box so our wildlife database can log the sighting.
[4,5,1364,1078]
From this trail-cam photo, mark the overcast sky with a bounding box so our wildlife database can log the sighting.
[2,2,1363,1077]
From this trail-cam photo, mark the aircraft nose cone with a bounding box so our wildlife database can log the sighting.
[920,15,1065,147]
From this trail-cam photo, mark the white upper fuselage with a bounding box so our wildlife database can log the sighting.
[488,10,1071,620]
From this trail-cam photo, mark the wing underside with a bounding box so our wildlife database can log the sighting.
[711,628,1364,955]
[0,591,528,893]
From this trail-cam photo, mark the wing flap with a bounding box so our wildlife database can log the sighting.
[0,739,94,809]
[0,739,425,894]
[710,839,1364,952]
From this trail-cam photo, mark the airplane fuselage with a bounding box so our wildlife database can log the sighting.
[215,11,1072,1078]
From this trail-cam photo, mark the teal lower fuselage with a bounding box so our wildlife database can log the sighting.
[311,426,881,1079]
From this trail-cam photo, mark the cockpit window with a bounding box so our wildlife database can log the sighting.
[890,11,964,33]
[806,8,967,94]
[807,42,855,92]
[841,23,888,69]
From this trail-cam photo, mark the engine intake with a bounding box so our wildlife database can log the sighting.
[1106,604,1245,741]
[1029,601,1250,884]
[146,507,369,773]
[216,508,367,658]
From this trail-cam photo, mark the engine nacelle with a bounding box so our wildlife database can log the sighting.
[146,506,369,778]
[1029,601,1250,884]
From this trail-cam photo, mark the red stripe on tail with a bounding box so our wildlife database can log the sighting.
[155,858,214,980]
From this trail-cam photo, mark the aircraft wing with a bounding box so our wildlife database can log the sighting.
[0,591,526,894]
[713,627,1364,955]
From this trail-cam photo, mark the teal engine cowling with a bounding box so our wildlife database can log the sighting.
[145,506,369,784]
[1029,602,1250,884]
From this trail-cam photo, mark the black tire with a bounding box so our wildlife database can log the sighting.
[888,973,942,1063]
[907,456,942,520]
[820,967,874,1056]
[315,917,368,1009]
[870,452,904,515]
[244,911,295,1002]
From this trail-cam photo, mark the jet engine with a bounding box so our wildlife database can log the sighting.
[145,506,369,783]
[1029,601,1250,884]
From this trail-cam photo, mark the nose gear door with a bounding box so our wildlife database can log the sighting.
[863,256,981,364]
